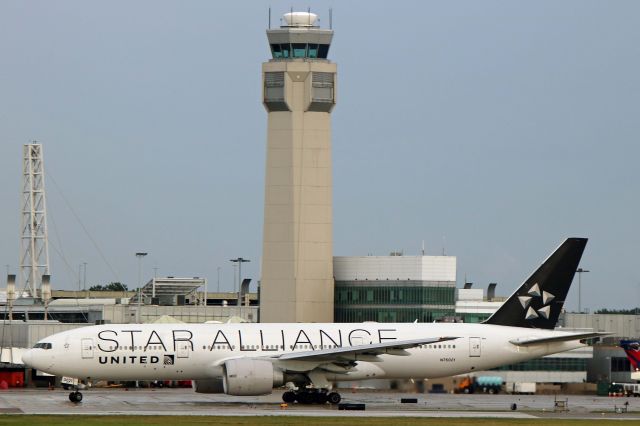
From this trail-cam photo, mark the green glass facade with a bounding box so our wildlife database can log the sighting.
[458,312,492,323]
[334,281,456,323]
[335,307,455,323]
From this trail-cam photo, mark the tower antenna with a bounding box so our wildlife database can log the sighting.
[268,7,271,29]
[329,8,333,29]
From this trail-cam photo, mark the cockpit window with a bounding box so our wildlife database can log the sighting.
[33,342,52,350]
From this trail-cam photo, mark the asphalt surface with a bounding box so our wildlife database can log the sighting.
[1,388,640,419]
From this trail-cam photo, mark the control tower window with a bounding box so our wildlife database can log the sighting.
[292,44,307,58]
[317,44,330,59]
[265,72,285,101]
[312,72,334,102]
[308,44,319,58]
[270,44,282,59]
[270,43,329,59]
[280,44,291,58]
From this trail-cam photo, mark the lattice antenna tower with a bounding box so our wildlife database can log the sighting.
[19,143,51,300]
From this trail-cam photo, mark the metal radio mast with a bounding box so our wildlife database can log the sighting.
[19,143,51,300]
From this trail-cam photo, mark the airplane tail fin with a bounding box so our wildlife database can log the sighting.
[484,238,588,329]
[620,340,640,371]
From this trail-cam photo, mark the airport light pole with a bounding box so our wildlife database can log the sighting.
[232,263,237,294]
[576,268,589,313]
[230,258,250,306]
[136,252,148,323]
[83,262,88,298]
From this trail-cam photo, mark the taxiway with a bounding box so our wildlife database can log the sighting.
[1,389,640,420]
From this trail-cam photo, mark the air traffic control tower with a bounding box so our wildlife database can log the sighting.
[260,12,336,323]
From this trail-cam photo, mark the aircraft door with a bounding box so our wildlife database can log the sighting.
[469,337,481,357]
[176,342,190,358]
[81,338,94,359]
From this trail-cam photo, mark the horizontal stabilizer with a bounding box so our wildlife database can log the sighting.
[509,331,610,346]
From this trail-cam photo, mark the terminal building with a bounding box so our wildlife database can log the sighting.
[333,254,456,323]
[0,277,257,325]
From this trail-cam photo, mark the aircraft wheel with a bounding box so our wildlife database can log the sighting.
[75,392,83,402]
[69,392,75,402]
[282,391,296,403]
[327,392,341,405]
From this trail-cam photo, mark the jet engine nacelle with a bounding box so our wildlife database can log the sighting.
[222,359,283,396]
[192,378,225,394]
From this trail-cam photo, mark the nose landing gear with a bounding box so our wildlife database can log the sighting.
[63,377,85,403]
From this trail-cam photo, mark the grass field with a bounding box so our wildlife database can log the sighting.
[0,416,637,425]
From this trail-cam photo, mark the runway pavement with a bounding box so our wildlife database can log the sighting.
[1,388,640,419]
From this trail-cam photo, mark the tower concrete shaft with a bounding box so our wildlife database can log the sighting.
[260,12,336,323]
[19,143,51,300]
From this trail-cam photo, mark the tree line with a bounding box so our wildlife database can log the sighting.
[88,282,129,292]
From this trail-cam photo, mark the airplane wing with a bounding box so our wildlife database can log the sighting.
[272,336,459,363]
[509,331,610,347]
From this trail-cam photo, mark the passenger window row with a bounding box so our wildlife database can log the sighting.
[417,344,456,349]
[107,345,164,351]
[99,343,456,351]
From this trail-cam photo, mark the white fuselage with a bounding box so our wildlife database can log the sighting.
[23,322,583,382]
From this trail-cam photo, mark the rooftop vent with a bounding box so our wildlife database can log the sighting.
[487,283,497,301]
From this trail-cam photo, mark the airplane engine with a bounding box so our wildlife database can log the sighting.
[192,378,225,394]
[222,359,283,396]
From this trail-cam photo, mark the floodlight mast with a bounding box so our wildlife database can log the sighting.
[230,258,250,306]
[576,268,590,313]
[19,143,51,301]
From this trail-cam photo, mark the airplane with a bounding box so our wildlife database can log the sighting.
[620,340,640,373]
[22,237,608,404]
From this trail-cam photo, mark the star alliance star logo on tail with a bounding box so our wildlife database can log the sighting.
[519,283,555,321]
[163,355,174,365]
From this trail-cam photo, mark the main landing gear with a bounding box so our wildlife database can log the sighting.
[69,391,83,403]
[282,389,341,405]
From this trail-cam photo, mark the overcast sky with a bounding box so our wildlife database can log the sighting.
[1,1,638,312]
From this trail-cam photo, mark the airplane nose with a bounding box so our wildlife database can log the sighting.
[21,349,33,366]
